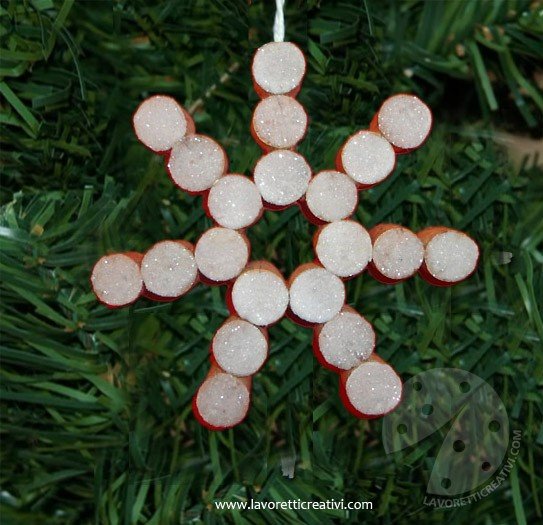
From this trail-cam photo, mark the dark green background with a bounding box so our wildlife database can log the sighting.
[1,1,542,524]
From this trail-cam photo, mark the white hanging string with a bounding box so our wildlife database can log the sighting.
[273,0,285,42]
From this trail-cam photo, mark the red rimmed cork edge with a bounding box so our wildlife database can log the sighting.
[226,261,288,328]
[250,41,307,100]
[369,93,433,155]
[262,201,293,212]
[192,364,253,431]
[253,82,302,101]
[250,97,309,153]
[90,251,144,310]
[312,305,376,374]
[210,315,270,377]
[338,354,403,420]
[202,174,264,228]
[140,240,199,302]
[163,134,229,196]
[312,219,371,280]
[298,197,328,226]
[311,256,365,283]
[366,223,422,285]
[132,95,195,156]
[285,262,346,328]
[417,226,480,287]
[334,130,398,190]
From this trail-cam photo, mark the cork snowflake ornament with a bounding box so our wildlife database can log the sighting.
[91,21,479,431]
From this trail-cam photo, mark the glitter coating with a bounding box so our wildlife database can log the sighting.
[319,310,375,370]
[195,227,249,282]
[373,227,424,279]
[252,42,306,95]
[254,150,311,206]
[232,269,289,326]
[289,267,345,323]
[378,94,432,150]
[91,254,142,306]
[213,319,268,376]
[133,95,188,152]
[252,95,307,149]
[208,175,263,230]
[346,361,403,416]
[168,134,225,192]
[141,241,197,297]
[305,171,358,222]
[425,231,479,282]
[316,221,372,277]
[341,131,396,185]
[196,373,250,428]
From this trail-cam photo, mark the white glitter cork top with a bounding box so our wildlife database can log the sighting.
[91,254,143,307]
[231,269,289,326]
[341,131,396,185]
[168,134,226,192]
[305,170,358,222]
[319,310,375,370]
[378,94,432,150]
[315,220,372,278]
[207,175,263,230]
[252,95,307,149]
[252,42,306,95]
[425,231,479,282]
[213,318,268,377]
[133,95,189,152]
[373,227,424,279]
[196,373,250,428]
[254,150,311,206]
[346,361,402,416]
[195,227,249,283]
[141,241,197,297]
[289,267,345,323]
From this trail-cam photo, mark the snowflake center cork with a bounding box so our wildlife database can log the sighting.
[91,40,479,431]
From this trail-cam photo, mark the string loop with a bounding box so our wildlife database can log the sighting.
[273,0,285,42]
